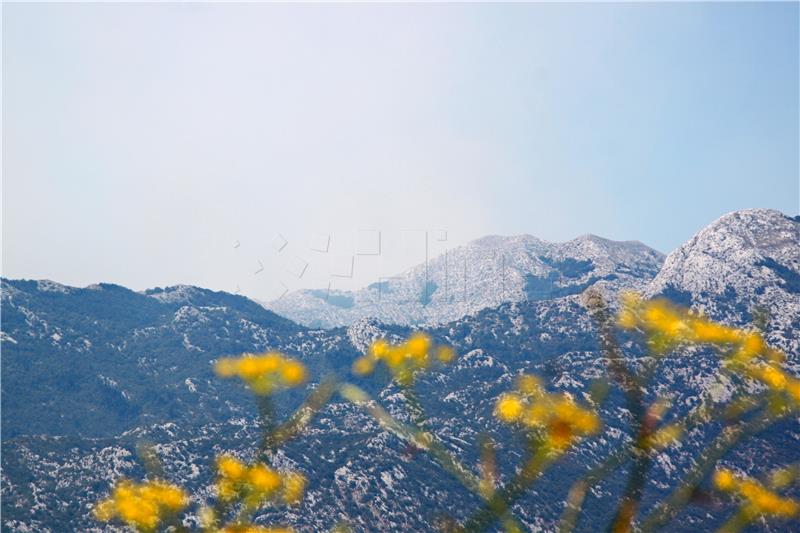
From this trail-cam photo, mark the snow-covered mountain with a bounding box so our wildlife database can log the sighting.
[266,234,665,328]
[647,209,800,353]
[2,208,799,532]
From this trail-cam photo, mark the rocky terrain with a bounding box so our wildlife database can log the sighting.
[266,234,665,329]
[2,209,798,532]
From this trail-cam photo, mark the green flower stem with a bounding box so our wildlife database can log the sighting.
[339,383,526,531]
[557,446,633,533]
[260,376,338,452]
[638,408,786,532]
[715,509,751,533]
[461,446,553,532]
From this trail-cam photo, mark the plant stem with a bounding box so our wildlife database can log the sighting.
[638,408,785,532]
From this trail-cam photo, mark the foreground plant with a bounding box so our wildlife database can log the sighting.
[93,295,799,532]
[495,374,600,452]
[94,479,188,531]
[352,332,455,386]
[713,467,799,526]
[93,351,315,532]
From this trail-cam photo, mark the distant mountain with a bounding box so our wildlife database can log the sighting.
[266,234,665,328]
[2,209,798,532]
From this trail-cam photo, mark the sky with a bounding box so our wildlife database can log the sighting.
[3,2,798,301]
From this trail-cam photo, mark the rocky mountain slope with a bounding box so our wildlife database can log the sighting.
[646,209,800,353]
[266,234,665,329]
[2,209,798,532]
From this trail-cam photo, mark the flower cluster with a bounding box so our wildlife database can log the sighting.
[215,455,306,508]
[93,479,188,531]
[215,351,307,395]
[617,293,777,356]
[732,359,800,408]
[618,293,800,407]
[714,468,799,519]
[495,375,600,451]
[352,333,456,386]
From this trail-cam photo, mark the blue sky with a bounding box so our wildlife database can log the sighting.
[3,3,798,300]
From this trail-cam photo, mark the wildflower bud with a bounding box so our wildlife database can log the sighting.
[356,334,457,385]
[495,394,524,422]
[214,352,307,396]
[714,469,737,491]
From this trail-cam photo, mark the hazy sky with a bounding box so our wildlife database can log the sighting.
[3,2,798,301]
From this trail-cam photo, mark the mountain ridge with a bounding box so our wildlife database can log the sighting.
[265,231,666,329]
[2,208,799,531]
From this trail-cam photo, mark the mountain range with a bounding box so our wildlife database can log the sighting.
[1,208,798,532]
[265,233,665,329]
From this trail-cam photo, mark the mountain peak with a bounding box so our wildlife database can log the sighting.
[266,232,665,328]
[144,284,205,304]
[647,209,799,345]
[469,234,544,248]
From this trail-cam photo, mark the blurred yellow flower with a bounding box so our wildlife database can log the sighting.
[215,352,307,395]
[93,479,188,531]
[714,468,737,491]
[714,467,799,519]
[619,293,798,407]
[730,360,800,408]
[217,454,246,480]
[215,454,307,508]
[495,374,600,451]
[352,333,456,385]
[248,464,282,494]
[496,394,524,422]
[618,293,749,351]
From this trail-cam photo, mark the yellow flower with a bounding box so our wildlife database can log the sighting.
[217,455,246,480]
[692,321,741,344]
[214,454,306,509]
[94,479,188,531]
[280,360,307,386]
[714,468,737,491]
[370,339,391,358]
[405,332,431,357]
[760,366,788,389]
[618,293,799,408]
[354,334,456,385]
[248,464,282,494]
[713,467,799,519]
[215,357,240,377]
[618,292,746,349]
[495,394,524,422]
[495,374,600,451]
[215,352,307,395]
[739,362,800,407]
